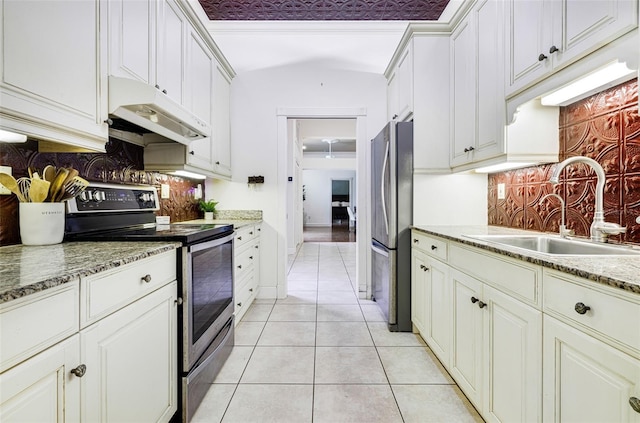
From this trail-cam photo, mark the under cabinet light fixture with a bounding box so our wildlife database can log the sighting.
[0,129,27,143]
[540,61,635,106]
[172,170,206,180]
[475,162,536,173]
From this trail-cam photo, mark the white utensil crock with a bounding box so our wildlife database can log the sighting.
[19,202,65,245]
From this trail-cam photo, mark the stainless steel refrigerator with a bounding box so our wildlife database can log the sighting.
[371,121,413,332]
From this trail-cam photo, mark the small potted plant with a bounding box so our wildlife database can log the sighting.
[199,199,219,221]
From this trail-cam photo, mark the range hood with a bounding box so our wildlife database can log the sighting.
[108,76,211,145]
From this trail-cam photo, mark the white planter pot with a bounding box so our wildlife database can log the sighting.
[19,202,65,245]
[204,212,214,221]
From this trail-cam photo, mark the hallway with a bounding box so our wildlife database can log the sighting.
[192,242,482,422]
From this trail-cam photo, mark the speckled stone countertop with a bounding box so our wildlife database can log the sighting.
[0,242,181,304]
[178,219,262,229]
[412,225,640,295]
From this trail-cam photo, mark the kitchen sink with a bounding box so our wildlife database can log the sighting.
[465,235,640,256]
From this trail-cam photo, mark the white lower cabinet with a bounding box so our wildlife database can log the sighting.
[0,335,80,422]
[81,281,177,422]
[0,250,178,422]
[543,315,640,423]
[234,224,261,323]
[411,249,451,367]
[413,230,640,423]
[412,230,543,422]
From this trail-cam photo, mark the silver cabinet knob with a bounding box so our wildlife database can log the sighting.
[71,364,86,377]
[630,397,640,413]
[141,274,152,283]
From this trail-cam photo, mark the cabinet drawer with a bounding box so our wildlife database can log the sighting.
[81,250,176,328]
[235,241,257,281]
[449,243,541,306]
[411,231,448,261]
[235,272,256,314]
[0,281,79,373]
[543,271,640,353]
[234,225,257,249]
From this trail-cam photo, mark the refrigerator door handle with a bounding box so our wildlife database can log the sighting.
[371,243,389,257]
[381,141,390,236]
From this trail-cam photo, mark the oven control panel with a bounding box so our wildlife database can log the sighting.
[67,182,160,213]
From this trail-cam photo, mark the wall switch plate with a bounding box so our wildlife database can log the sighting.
[0,166,11,195]
[161,184,170,199]
[497,183,506,200]
[194,184,202,200]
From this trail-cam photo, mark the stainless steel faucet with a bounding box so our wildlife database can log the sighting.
[540,193,574,238]
[549,156,626,242]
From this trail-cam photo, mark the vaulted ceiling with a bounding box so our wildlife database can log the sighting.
[198,0,451,21]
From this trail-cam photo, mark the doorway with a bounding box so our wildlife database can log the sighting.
[277,108,369,300]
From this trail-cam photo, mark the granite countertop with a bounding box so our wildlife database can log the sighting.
[0,241,181,304]
[412,225,640,295]
[178,219,262,229]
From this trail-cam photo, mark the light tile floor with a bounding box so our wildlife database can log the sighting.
[192,242,484,423]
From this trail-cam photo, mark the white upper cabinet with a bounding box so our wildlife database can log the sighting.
[450,14,478,168]
[185,26,213,127]
[0,0,108,151]
[157,0,187,106]
[506,0,638,97]
[108,0,187,106]
[212,62,233,178]
[450,0,559,172]
[387,34,451,173]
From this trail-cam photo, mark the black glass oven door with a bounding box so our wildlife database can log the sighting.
[184,233,234,370]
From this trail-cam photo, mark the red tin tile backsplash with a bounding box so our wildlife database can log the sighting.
[489,79,640,245]
[0,138,203,246]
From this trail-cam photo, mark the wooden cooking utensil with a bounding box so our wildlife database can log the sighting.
[62,168,79,186]
[42,165,56,182]
[0,172,26,202]
[29,178,51,203]
[47,168,69,202]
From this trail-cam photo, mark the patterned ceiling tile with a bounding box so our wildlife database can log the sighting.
[198,0,451,20]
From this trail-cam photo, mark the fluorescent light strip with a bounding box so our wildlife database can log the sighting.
[0,129,27,143]
[172,170,207,180]
[541,62,635,106]
[475,162,536,173]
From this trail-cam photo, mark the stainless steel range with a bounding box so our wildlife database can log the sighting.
[65,182,234,422]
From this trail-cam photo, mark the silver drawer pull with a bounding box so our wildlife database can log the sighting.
[71,364,86,378]
[574,302,590,315]
[141,274,152,283]
[630,397,640,413]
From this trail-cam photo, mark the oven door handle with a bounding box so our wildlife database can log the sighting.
[189,232,235,253]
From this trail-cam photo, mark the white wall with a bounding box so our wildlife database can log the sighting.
[207,64,387,299]
[303,169,356,226]
[413,173,488,226]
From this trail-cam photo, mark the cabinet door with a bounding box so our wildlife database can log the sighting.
[386,71,399,121]
[81,282,177,423]
[396,43,413,121]
[543,315,640,423]
[483,285,542,423]
[450,16,477,167]
[156,0,186,105]
[185,28,213,126]
[107,0,154,84]
[0,335,80,422]
[0,0,107,149]
[213,62,233,177]
[411,249,429,335]
[450,268,483,409]
[475,0,505,162]
[505,0,550,96]
[554,0,638,69]
[424,256,451,368]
